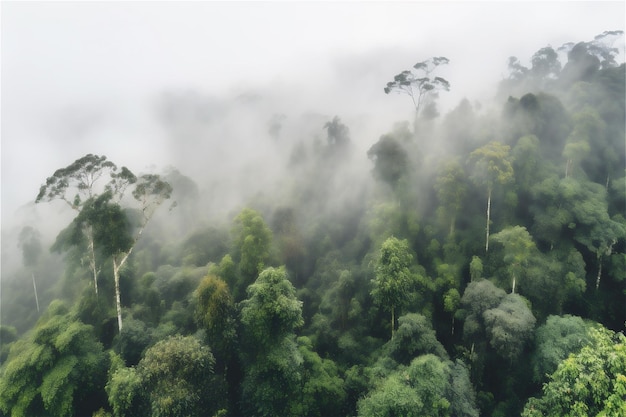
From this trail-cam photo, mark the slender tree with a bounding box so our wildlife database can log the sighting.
[468,141,514,252]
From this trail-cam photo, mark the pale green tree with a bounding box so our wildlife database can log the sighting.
[468,141,514,252]
[371,237,418,339]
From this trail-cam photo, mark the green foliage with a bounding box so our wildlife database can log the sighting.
[241,266,303,348]
[385,313,448,364]
[531,315,592,383]
[371,237,418,338]
[358,354,478,417]
[193,274,236,359]
[0,303,108,417]
[522,326,626,417]
[231,208,274,299]
[468,141,514,193]
[483,294,537,362]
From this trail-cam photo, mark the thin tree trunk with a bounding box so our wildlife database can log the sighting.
[113,249,134,332]
[565,159,571,178]
[449,213,456,237]
[32,273,40,313]
[595,255,602,291]
[391,306,395,340]
[511,274,516,294]
[113,257,123,332]
[87,227,98,297]
[486,188,492,253]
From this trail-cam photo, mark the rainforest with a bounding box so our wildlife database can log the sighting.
[1,5,625,417]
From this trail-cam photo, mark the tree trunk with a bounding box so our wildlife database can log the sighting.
[449,213,456,237]
[565,159,571,178]
[87,227,98,297]
[511,273,516,294]
[595,255,602,291]
[32,273,40,313]
[391,306,395,340]
[113,256,123,332]
[485,187,492,253]
[113,249,133,332]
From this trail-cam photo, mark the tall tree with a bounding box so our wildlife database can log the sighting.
[468,141,514,252]
[35,154,134,296]
[384,56,451,116]
[491,226,537,294]
[371,237,417,339]
[522,326,626,417]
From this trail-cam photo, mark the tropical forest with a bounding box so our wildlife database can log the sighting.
[1,31,625,417]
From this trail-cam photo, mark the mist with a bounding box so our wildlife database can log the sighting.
[0,0,621,294]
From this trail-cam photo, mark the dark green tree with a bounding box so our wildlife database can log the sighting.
[384,56,451,116]
[522,326,626,417]
[371,237,418,339]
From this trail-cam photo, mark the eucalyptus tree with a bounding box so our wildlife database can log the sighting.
[36,155,172,332]
[35,154,134,296]
[467,141,514,252]
[384,56,451,116]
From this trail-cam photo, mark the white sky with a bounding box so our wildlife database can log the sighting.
[1,1,625,225]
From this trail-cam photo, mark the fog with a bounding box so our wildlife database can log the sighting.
[1,1,624,276]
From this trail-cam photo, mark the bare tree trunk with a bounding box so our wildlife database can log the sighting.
[32,273,40,313]
[565,159,571,178]
[595,255,602,291]
[113,250,133,332]
[449,213,456,237]
[87,227,98,297]
[113,257,123,332]
[391,306,395,340]
[486,188,492,253]
[511,274,516,294]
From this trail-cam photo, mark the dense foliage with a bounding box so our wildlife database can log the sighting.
[1,32,625,417]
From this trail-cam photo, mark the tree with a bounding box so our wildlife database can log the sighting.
[367,131,410,190]
[78,174,173,332]
[0,301,109,417]
[36,155,172,332]
[231,208,273,300]
[522,326,626,417]
[371,237,417,339]
[18,226,43,313]
[35,154,134,296]
[483,294,536,364]
[468,141,514,252]
[193,274,236,363]
[531,315,592,383]
[108,335,225,417]
[491,226,537,294]
[384,313,448,364]
[435,159,468,236]
[357,354,478,417]
[239,267,304,416]
[384,56,451,116]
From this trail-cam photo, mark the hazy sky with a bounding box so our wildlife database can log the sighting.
[2,1,625,226]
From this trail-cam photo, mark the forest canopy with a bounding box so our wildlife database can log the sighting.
[1,30,625,417]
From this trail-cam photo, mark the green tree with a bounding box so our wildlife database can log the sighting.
[435,159,468,236]
[193,274,236,363]
[231,208,273,300]
[385,313,448,364]
[0,301,109,417]
[384,56,451,116]
[531,315,592,383]
[483,293,536,363]
[522,326,626,417]
[239,266,304,417]
[35,154,134,296]
[468,141,514,252]
[491,226,537,294]
[371,237,417,339]
[358,354,478,417]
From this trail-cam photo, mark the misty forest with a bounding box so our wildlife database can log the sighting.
[1,30,626,417]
